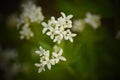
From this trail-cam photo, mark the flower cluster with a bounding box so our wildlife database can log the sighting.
[16,2,76,74]
[35,46,66,73]
[72,12,101,32]
[42,12,77,44]
[17,1,44,39]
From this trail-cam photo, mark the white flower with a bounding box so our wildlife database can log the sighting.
[35,46,46,56]
[21,1,44,23]
[52,49,66,63]
[41,12,76,44]
[42,56,55,70]
[46,27,59,39]
[48,17,58,28]
[72,19,85,32]
[60,12,73,28]
[84,12,101,29]
[64,29,77,42]
[42,17,58,34]
[19,23,34,39]
[53,35,63,44]
[35,63,45,73]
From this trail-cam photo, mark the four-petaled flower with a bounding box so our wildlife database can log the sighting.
[35,63,45,73]
[64,29,77,42]
[52,49,66,63]
[35,46,46,56]
[85,12,101,29]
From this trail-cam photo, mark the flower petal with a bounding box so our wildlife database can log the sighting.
[60,56,66,61]
[58,49,63,56]
[47,63,51,70]
[35,63,40,67]
[52,52,58,57]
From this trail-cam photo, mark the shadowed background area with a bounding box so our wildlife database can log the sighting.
[0,0,120,80]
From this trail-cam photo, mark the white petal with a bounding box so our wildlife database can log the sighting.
[45,50,50,57]
[69,37,73,42]
[50,35,54,39]
[60,56,66,61]
[42,28,47,34]
[35,63,40,67]
[46,32,51,36]
[52,52,58,57]
[67,15,73,19]
[58,40,61,44]
[47,63,51,70]
[61,12,66,18]
[42,61,47,65]
[50,59,55,65]
[71,33,77,37]
[35,51,40,54]
[39,46,42,50]
[38,68,42,73]
[58,49,63,56]
[41,22,47,27]
[55,58,59,63]
[51,16,55,20]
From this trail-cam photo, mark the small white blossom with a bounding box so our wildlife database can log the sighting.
[35,46,46,56]
[52,49,66,63]
[41,56,55,70]
[42,17,58,34]
[72,19,85,32]
[58,12,73,28]
[46,27,59,39]
[35,63,45,73]
[84,12,101,29]
[53,35,63,44]
[64,29,77,42]
[41,12,77,44]
[19,23,34,40]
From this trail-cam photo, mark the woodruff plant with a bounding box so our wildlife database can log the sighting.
[17,1,77,73]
